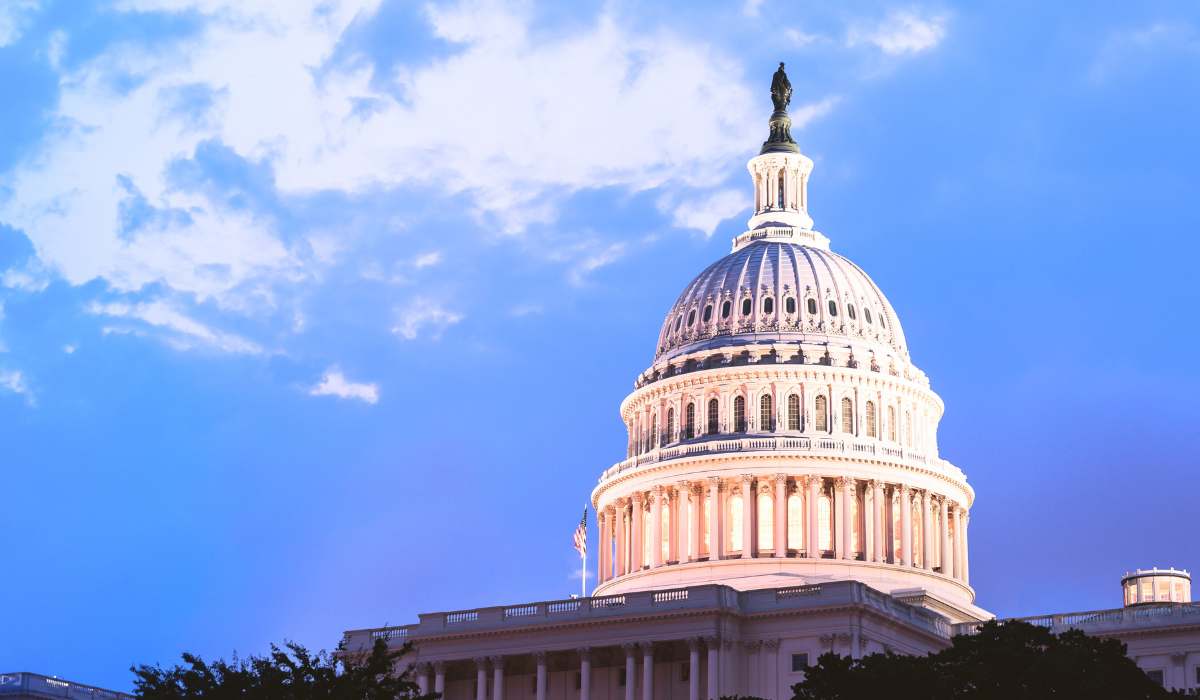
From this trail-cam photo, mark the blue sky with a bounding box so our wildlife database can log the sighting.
[1,0,1198,691]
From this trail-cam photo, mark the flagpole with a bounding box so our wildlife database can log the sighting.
[582,505,588,598]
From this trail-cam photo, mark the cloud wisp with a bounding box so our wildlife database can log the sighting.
[310,367,379,404]
[848,9,948,55]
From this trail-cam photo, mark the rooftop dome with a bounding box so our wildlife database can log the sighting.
[655,237,908,363]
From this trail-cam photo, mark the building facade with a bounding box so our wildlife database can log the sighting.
[344,66,1200,695]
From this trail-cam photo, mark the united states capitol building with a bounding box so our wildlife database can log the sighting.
[340,67,1200,696]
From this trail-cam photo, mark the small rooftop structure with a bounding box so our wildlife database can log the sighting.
[1122,568,1191,606]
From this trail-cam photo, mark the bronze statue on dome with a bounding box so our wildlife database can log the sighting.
[770,62,792,111]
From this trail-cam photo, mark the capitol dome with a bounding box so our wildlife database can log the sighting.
[590,64,985,625]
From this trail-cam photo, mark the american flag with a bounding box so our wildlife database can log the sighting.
[573,507,587,557]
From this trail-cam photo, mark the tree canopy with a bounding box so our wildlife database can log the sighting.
[791,620,1197,700]
[132,636,439,700]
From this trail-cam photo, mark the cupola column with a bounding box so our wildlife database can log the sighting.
[838,478,853,560]
[899,485,912,567]
[740,476,753,558]
[668,488,679,564]
[939,498,951,577]
[806,475,820,558]
[707,478,722,560]
[651,486,664,568]
[922,490,933,572]
[689,483,702,562]
[951,503,963,581]
[615,499,628,577]
[773,474,787,558]
[631,492,645,571]
[962,512,970,584]
[871,480,884,563]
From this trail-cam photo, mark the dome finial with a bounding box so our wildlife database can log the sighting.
[761,62,800,154]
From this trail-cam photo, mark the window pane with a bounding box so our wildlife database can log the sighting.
[759,494,773,550]
[792,653,808,672]
[786,297,796,314]
[722,300,731,318]
[815,396,827,431]
[703,304,712,322]
[806,298,817,315]
[788,394,800,430]
[686,403,695,439]
[818,495,831,552]
[708,399,719,434]
[760,394,772,431]
[730,496,743,551]
[828,300,838,317]
[742,298,752,315]
[788,494,802,550]
[667,408,675,444]
[865,308,872,324]
[763,297,774,314]
[888,406,896,441]
[687,310,695,326]
[735,395,746,432]
[841,398,853,434]
[847,304,856,320]
[866,402,876,438]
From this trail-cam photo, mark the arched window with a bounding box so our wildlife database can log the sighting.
[721,300,731,318]
[729,495,743,551]
[851,497,861,555]
[686,403,696,439]
[777,172,784,208]
[788,394,800,430]
[841,398,853,434]
[760,394,772,432]
[806,298,817,315]
[815,396,827,431]
[864,308,873,325]
[687,310,695,326]
[741,298,752,316]
[786,297,796,314]
[763,297,774,314]
[702,304,712,322]
[758,493,773,551]
[865,401,876,438]
[911,502,922,567]
[828,300,838,317]
[661,501,670,563]
[734,395,746,432]
[708,398,719,435]
[666,408,676,444]
[887,405,896,441]
[650,416,658,450]
[674,315,682,331]
[818,494,832,552]
[847,304,857,321]
[703,498,711,555]
[905,411,912,446]
[880,315,887,329]
[787,494,803,551]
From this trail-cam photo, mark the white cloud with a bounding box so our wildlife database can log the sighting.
[63,345,76,353]
[392,298,463,339]
[310,366,378,403]
[414,252,440,268]
[0,1,39,48]
[88,300,263,353]
[0,370,31,402]
[848,10,948,55]
[671,190,747,236]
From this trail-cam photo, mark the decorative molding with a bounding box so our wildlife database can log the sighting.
[473,657,488,671]
[774,473,788,484]
[533,651,548,665]
[745,640,762,653]
[416,662,430,675]
[859,634,870,653]
[818,634,834,647]
[1170,652,1186,665]
[836,633,853,646]
[432,661,445,674]
[639,641,656,658]
[741,474,754,484]
[553,655,568,672]
[764,639,780,652]
[685,637,703,652]
[490,656,506,670]
[621,643,637,659]
[703,635,720,649]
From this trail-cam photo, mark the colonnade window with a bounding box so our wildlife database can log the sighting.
[818,495,832,552]
[667,408,675,445]
[788,394,800,430]
[650,416,658,451]
[734,395,746,432]
[893,501,901,563]
[686,403,696,439]
[888,406,896,441]
[787,494,803,550]
[815,396,827,431]
[708,399,719,434]
[911,501,922,568]
[777,173,784,208]
[851,497,861,553]
[865,401,876,438]
[729,495,744,551]
[758,494,773,550]
[643,510,651,569]
[906,411,912,446]
[703,498,711,554]
[760,395,772,431]
[841,398,853,434]
[661,503,670,563]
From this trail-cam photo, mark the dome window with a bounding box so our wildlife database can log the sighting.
[806,298,817,315]
[702,304,713,322]
[721,300,731,318]
[847,304,857,321]
[864,308,873,325]
[785,297,796,314]
[763,297,774,314]
[827,300,838,317]
[687,309,696,326]
[741,298,752,316]
[674,315,682,331]
[880,315,886,329]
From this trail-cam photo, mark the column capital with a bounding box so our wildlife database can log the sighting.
[490,656,506,669]
[773,473,788,484]
[632,491,645,503]
[717,479,729,493]
[702,635,720,648]
[707,476,721,488]
[685,637,703,652]
[677,479,691,491]
[947,500,959,514]
[691,483,705,496]
[533,651,548,665]
[639,641,656,658]
[416,662,430,674]
[433,660,446,673]
[621,642,637,659]
[745,640,762,653]
[722,639,734,651]
[615,497,628,508]
[603,504,616,515]
[577,647,592,662]
[652,484,664,497]
[740,474,754,484]
[868,479,883,490]
[921,489,932,502]
[474,657,489,671]
[899,482,911,494]
[834,476,848,489]
[763,639,779,652]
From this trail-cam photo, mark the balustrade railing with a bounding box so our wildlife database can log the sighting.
[592,594,626,607]
[547,600,581,613]
[954,602,1193,637]
[372,627,408,640]
[504,605,538,618]
[776,584,822,600]
[653,589,689,603]
[0,673,134,700]
[445,611,478,624]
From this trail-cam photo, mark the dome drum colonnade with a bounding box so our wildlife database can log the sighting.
[591,63,980,619]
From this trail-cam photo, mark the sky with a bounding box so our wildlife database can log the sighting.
[0,0,1198,691]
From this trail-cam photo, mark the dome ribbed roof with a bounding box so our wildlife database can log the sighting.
[655,240,907,362]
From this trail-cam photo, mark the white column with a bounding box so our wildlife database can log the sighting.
[922,489,933,571]
[773,474,787,557]
[705,637,719,700]
[871,480,884,563]
[631,492,645,571]
[686,638,701,700]
[623,644,636,700]
[939,498,951,577]
[491,657,505,700]
[434,661,445,695]
[764,640,779,700]
[668,488,679,564]
[740,475,753,557]
[951,503,963,581]
[806,475,820,557]
[833,479,844,560]
[962,511,970,584]
[417,663,430,695]
[474,658,488,700]
[615,500,627,577]
[707,478,722,560]
[689,483,701,563]
[579,648,591,700]
[534,652,547,700]
[900,485,912,567]
[839,478,853,559]
[746,641,761,696]
[641,642,655,700]
[651,486,663,568]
